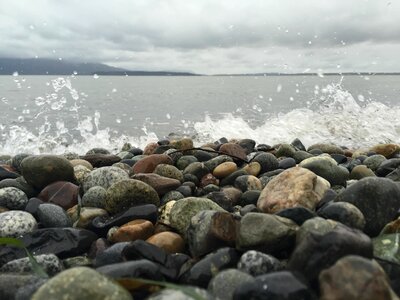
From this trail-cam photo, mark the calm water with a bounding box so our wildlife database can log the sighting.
[1,74,400,154]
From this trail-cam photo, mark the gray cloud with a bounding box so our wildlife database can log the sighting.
[0,0,399,73]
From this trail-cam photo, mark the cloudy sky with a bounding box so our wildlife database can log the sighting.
[0,0,399,74]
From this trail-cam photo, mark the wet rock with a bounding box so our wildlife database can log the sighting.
[180,247,241,288]
[288,224,373,284]
[169,197,226,236]
[80,154,121,167]
[38,181,79,210]
[257,167,330,213]
[278,157,297,169]
[276,143,296,158]
[350,165,376,180]
[296,217,338,245]
[193,149,216,162]
[0,210,37,238]
[237,212,298,254]
[376,158,400,177]
[239,190,261,206]
[81,186,107,208]
[334,177,400,236]
[0,228,98,265]
[204,155,233,172]
[183,162,210,180]
[105,179,160,214]
[370,143,400,158]
[96,259,163,281]
[0,165,19,180]
[301,158,349,186]
[293,150,314,163]
[132,154,173,174]
[147,287,213,300]
[132,173,181,196]
[363,154,387,171]
[291,138,306,151]
[319,255,398,300]
[234,175,262,192]
[170,138,194,151]
[37,203,72,227]
[373,234,400,264]
[212,161,237,178]
[233,271,316,300]
[0,273,43,300]
[74,207,108,228]
[237,250,282,276]
[252,152,279,173]
[0,176,39,199]
[82,166,129,192]
[21,155,75,191]
[220,169,248,186]
[187,210,239,257]
[31,267,132,300]
[69,158,93,169]
[307,143,344,155]
[108,219,154,243]
[94,242,129,267]
[219,143,247,162]
[276,206,317,226]
[154,163,184,182]
[0,187,28,210]
[317,201,366,230]
[90,203,158,236]
[238,139,256,154]
[146,231,185,254]
[208,269,254,300]
[11,153,30,172]
[0,254,63,276]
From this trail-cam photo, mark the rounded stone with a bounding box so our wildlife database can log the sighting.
[307,143,344,155]
[370,143,400,158]
[132,154,173,174]
[146,231,185,254]
[208,269,253,300]
[363,154,386,171]
[69,159,93,170]
[108,219,154,243]
[73,165,91,185]
[38,181,79,210]
[350,165,376,180]
[105,179,160,214]
[275,143,296,158]
[296,217,338,245]
[334,177,400,236]
[0,254,64,276]
[31,267,132,300]
[37,203,72,228]
[213,162,238,178]
[257,167,330,213]
[81,186,107,208]
[0,187,28,210]
[219,143,248,162]
[317,202,366,230]
[21,155,75,191]
[252,152,279,173]
[234,175,262,192]
[154,164,184,182]
[169,197,226,236]
[204,155,233,172]
[301,157,349,186]
[237,250,282,276]
[0,210,37,237]
[242,161,261,177]
[82,166,129,193]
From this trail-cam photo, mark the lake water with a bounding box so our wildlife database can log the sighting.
[1,74,400,155]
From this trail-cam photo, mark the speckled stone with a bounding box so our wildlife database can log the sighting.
[105,179,160,214]
[237,250,282,276]
[73,165,91,185]
[37,203,72,228]
[0,254,64,276]
[234,175,262,192]
[208,269,254,300]
[21,155,75,191]
[74,207,108,228]
[82,166,129,193]
[0,187,28,210]
[154,163,184,182]
[158,200,176,226]
[31,267,132,300]
[81,186,107,208]
[0,210,37,237]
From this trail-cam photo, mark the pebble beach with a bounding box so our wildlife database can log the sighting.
[1,137,400,300]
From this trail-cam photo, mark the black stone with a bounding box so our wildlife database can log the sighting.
[340,158,362,172]
[120,159,136,167]
[206,191,234,212]
[220,170,248,186]
[238,139,256,155]
[288,224,373,284]
[240,190,261,206]
[154,145,173,154]
[331,154,347,164]
[278,157,296,169]
[291,138,306,151]
[88,204,158,236]
[233,271,316,300]
[275,207,317,225]
[0,228,98,266]
[96,259,164,280]
[315,189,337,210]
[94,242,129,267]
[376,158,400,177]
[251,153,279,173]
[24,197,44,217]
[0,166,19,180]
[180,247,241,288]
[255,144,272,152]
[182,173,199,186]
[387,167,400,181]
[128,147,144,156]
[176,185,193,197]
[0,177,39,198]
[193,150,215,162]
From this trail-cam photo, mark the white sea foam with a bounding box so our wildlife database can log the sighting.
[0,80,399,155]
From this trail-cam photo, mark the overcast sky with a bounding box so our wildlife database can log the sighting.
[0,0,399,74]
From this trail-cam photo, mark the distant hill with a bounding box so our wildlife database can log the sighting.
[0,58,199,76]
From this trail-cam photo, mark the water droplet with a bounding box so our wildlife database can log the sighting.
[308,40,312,45]
[276,84,282,93]
[116,118,121,124]
[18,116,24,122]
[73,71,78,75]
[166,113,171,119]
[357,95,365,102]
[289,97,294,102]
[258,94,264,99]
[29,25,35,30]
[93,74,99,79]
[12,71,19,77]
[112,88,117,93]
[262,284,268,290]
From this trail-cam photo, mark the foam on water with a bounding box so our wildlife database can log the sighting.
[0,78,399,155]
[194,82,400,148]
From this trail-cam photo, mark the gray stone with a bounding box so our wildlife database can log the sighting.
[0,254,64,276]
[237,250,282,276]
[82,166,129,192]
[208,269,253,300]
[81,186,107,208]
[0,187,28,209]
[317,201,366,230]
[37,203,72,228]
[0,210,37,237]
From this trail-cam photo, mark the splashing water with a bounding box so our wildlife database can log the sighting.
[194,82,400,148]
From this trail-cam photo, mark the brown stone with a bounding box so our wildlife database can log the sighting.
[80,154,121,168]
[213,161,238,178]
[74,207,108,228]
[109,219,154,243]
[170,138,194,151]
[132,173,181,196]
[38,181,79,210]
[221,186,242,206]
[146,231,185,253]
[132,154,173,174]
[219,143,247,162]
[257,167,330,213]
[319,255,398,300]
[200,173,219,187]
[370,143,400,158]
[349,165,376,180]
[380,217,400,234]
[242,162,261,177]
[143,142,158,155]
